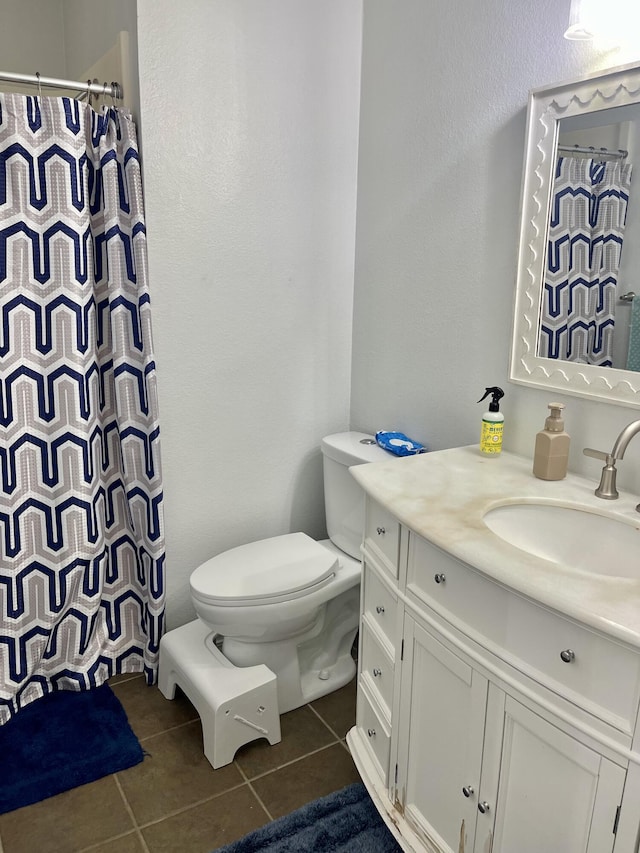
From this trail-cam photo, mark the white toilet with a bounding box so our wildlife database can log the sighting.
[189,431,389,713]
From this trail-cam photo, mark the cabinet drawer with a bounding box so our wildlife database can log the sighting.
[408,534,640,733]
[364,499,400,578]
[356,685,391,786]
[504,597,640,733]
[360,618,395,719]
[363,563,398,654]
[408,532,510,646]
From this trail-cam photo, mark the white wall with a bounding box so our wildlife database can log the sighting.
[61,0,140,122]
[351,0,640,498]
[61,0,137,80]
[7,1,640,631]
[0,0,65,76]
[0,2,137,114]
[137,1,362,628]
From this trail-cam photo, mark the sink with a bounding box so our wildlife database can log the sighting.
[483,503,640,578]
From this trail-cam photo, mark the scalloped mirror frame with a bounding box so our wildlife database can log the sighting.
[510,61,640,408]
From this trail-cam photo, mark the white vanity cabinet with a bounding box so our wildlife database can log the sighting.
[347,497,639,853]
[397,615,626,853]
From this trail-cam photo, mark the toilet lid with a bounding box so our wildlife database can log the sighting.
[190,532,338,605]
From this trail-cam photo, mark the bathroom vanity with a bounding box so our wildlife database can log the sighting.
[346,447,640,853]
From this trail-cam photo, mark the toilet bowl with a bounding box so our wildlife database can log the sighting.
[188,432,390,714]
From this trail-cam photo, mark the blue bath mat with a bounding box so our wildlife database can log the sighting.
[0,684,144,815]
[213,782,401,852]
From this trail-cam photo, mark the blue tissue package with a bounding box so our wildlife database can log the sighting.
[375,431,427,457]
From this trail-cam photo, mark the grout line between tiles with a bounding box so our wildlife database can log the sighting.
[113,773,151,853]
[77,828,145,853]
[307,701,349,743]
[239,738,342,783]
[137,716,200,744]
[244,780,274,823]
[129,739,347,836]
[234,758,274,822]
[134,781,248,830]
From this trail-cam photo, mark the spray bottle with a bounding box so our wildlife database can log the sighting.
[478,386,505,457]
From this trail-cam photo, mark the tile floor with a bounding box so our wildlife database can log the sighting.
[0,674,360,853]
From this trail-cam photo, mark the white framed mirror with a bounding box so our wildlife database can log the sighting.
[510,61,640,408]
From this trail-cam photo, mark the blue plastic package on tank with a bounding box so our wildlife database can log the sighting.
[375,431,427,456]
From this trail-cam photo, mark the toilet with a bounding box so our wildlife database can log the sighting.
[189,431,389,714]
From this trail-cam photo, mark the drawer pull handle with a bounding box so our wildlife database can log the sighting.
[434,573,446,584]
[367,728,376,738]
[462,786,474,798]
[376,526,386,536]
[372,667,382,678]
[478,801,491,815]
[560,649,575,663]
[376,605,385,614]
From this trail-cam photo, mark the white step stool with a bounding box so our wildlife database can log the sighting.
[158,619,282,769]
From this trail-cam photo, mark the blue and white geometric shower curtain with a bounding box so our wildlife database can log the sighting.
[539,155,632,366]
[0,93,165,725]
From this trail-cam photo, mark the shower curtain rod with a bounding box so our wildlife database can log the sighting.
[558,144,628,160]
[0,70,122,100]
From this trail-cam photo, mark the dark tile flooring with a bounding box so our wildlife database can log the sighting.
[0,674,360,853]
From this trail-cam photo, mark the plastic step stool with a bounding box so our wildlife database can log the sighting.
[158,619,281,768]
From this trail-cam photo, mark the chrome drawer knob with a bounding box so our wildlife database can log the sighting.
[376,526,386,535]
[367,728,376,738]
[462,786,474,798]
[376,605,385,614]
[434,573,446,584]
[560,649,575,663]
[372,667,382,677]
[478,801,491,814]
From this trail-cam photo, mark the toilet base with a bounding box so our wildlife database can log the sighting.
[158,620,281,769]
[220,585,360,713]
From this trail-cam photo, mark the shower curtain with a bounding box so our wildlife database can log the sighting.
[0,93,165,725]
[539,155,632,366]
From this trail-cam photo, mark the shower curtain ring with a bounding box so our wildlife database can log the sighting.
[35,71,42,99]
[86,79,92,106]
[101,82,108,110]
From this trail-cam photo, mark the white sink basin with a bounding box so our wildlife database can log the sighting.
[483,503,640,578]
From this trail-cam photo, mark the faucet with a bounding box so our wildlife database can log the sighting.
[583,419,640,503]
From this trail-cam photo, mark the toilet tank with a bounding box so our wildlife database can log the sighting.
[321,432,390,559]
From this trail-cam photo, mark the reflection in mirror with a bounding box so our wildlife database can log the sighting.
[510,62,640,407]
[538,106,639,371]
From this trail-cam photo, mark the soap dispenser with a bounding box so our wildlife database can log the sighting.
[533,403,570,481]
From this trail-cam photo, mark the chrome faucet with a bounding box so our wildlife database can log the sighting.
[583,419,640,502]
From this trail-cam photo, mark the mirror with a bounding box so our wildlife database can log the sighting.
[510,62,640,407]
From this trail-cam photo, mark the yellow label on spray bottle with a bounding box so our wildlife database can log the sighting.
[480,419,503,455]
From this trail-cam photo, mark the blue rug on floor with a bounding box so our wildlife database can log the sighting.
[0,684,144,815]
[214,783,401,853]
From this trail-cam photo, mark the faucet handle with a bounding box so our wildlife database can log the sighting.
[583,448,613,464]
[583,448,619,499]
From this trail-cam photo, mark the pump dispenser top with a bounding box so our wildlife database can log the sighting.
[533,402,570,481]
[544,404,565,432]
[478,386,505,456]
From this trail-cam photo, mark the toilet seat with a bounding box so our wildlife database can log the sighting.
[190,532,338,607]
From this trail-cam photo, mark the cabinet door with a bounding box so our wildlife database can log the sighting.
[478,694,626,853]
[396,618,488,853]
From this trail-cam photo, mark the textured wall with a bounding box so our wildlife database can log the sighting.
[137,0,362,628]
[0,0,65,77]
[351,0,640,494]
[61,0,139,122]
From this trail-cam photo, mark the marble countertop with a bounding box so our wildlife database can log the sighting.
[351,445,640,649]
